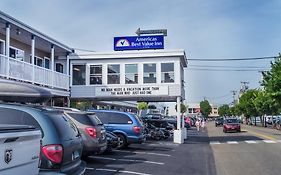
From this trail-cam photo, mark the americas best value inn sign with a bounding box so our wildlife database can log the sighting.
[95,86,168,97]
[114,35,164,51]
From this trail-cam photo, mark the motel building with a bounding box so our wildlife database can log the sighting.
[0,10,71,105]
[0,10,188,143]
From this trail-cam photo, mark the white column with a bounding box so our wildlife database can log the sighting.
[66,54,70,90]
[51,45,55,87]
[5,23,10,77]
[156,62,161,84]
[31,35,35,84]
[177,96,181,130]
[120,64,125,85]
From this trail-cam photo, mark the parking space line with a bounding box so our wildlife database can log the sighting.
[86,167,152,175]
[90,156,164,165]
[245,140,258,144]
[115,150,171,157]
[119,170,152,175]
[263,140,277,143]
[227,141,239,144]
[210,141,221,145]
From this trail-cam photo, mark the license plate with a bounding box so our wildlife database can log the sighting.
[72,151,79,160]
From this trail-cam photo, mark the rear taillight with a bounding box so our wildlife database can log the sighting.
[42,144,63,164]
[133,126,141,134]
[85,127,97,138]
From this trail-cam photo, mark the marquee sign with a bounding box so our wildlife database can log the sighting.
[95,86,169,97]
[114,35,164,51]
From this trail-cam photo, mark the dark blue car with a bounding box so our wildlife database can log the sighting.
[92,110,145,149]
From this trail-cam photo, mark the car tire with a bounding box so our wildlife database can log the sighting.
[116,134,127,149]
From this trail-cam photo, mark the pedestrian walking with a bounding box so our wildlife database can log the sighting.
[201,119,206,132]
[195,120,200,132]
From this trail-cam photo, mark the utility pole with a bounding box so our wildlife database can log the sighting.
[231,90,237,106]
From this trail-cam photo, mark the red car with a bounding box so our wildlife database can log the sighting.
[223,119,241,133]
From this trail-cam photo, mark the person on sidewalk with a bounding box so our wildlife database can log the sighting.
[195,119,200,132]
[201,119,206,132]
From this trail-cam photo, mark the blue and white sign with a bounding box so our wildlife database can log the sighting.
[114,35,164,51]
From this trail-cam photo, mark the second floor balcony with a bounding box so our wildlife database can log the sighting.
[0,54,69,90]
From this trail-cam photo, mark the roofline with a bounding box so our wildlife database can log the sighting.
[70,49,188,67]
[0,10,73,52]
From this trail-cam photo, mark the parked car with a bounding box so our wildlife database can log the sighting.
[61,109,107,156]
[0,124,41,175]
[215,117,224,127]
[0,103,86,175]
[223,118,241,133]
[92,110,145,149]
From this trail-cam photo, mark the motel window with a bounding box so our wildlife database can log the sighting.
[10,47,24,61]
[125,64,138,84]
[44,57,50,69]
[107,64,120,84]
[143,63,156,84]
[90,65,102,85]
[72,65,86,85]
[161,63,174,83]
[34,56,43,67]
[0,40,5,55]
[56,63,64,73]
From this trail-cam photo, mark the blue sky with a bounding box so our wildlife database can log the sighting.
[1,0,281,105]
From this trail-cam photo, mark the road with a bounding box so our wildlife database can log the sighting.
[84,122,281,175]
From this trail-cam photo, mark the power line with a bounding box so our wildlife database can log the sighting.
[188,56,276,62]
[187,65,269,69]
[187,68,268,72]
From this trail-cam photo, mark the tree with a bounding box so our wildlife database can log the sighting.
[218,104,230,116]
[262,54,281,112]
[200,100,212,117]
[175,103,187,114]
[238,89,259,119]
[137,102,148,116]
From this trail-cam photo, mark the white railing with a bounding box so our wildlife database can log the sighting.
[0,54,69,90]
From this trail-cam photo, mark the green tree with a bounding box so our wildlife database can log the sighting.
[218,104,230,116]
[262,54,281,112]
[137,102,148,116]
[175,103,187,114]
[200,100,212,117]
[238,89,259,119]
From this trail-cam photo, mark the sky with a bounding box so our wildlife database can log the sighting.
[1,0,281,106]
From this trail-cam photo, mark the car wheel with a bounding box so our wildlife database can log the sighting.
[116,134,127,149]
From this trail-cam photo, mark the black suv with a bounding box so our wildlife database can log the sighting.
[0,103,86,175]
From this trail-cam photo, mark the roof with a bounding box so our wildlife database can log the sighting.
[0,10,73,52]
[70,49,188,67]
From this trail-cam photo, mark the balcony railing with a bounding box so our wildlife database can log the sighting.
[0,54,69,90]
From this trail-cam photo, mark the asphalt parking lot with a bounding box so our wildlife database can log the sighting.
[84,128,217,175]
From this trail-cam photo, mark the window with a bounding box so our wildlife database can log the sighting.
[56,63,63,73]
[90,65,102,85]
[44,57,50,69]
[94,112,111,124]
[107,64,120,84]
[10,47,24,61]
[125,64,138,84]
[72,65,86,85]
[0,40,4,55]
[109,113,132,124]
[34,56,43,67]
[143,63,156,84]
[161,63,174,83]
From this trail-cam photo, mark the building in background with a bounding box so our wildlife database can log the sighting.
[186,103,219,118]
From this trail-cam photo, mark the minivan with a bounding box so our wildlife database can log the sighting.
[0,103,86,175]
[92,110,145,149]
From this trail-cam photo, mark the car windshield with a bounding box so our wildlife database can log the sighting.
[225,119,238,124]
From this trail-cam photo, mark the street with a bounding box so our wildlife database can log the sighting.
[85,122,281,175]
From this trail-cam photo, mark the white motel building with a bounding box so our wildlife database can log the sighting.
[0,10,188,143]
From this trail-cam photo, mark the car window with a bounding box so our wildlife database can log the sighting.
[225,119,238,123]
[45,112,79,140]
[66,112,97,126]
[94,112,111,124]
[88,114,103,125]
[109,113,132,124]
[0,107,41,130]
